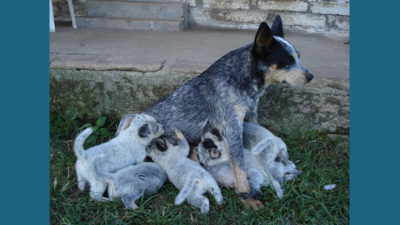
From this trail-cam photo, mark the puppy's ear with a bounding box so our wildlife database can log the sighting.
[271,15,284,38]
[252,22,274,57]
[138,124,151,138]
[116,114,136,136]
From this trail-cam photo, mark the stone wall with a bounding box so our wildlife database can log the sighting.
[188,0,349,40]
[52,0,349,40]
[50,69,349,137]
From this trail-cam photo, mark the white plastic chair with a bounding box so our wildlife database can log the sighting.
[50,0,77,32]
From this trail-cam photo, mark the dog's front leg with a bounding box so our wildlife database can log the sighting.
[225,116,264,210]
[244,105,259,125]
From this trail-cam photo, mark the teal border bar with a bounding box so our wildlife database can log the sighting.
[350,1,400,224]
[1,1,49,224]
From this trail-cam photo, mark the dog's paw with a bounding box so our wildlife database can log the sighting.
[252,190,263,200]
[240,198,264,211]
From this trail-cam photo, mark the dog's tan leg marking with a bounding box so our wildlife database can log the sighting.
[189,147,200,162]
[174,129,185,140]
[233,166,250,193]
[232,147,264,211]
[234,104,247,121]
[248,116,259,125]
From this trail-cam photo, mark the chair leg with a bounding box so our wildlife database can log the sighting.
[67,0,77,29]
[50,0,55,32]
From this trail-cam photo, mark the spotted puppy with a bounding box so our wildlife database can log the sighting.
[243,122,301,196]
[197,127,300,199]
[94,161,167,210]
[74,113,163,201]
[146,130,223,214]
[196,129,272,199]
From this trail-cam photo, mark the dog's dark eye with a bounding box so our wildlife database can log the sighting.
[138,124,151,138]
[275,155,288,165]
[202,138,217,149]
[290,55,296,63]
[277,61,286,69]
[155,139,168,152]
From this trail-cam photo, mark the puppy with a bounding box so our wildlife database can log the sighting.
[146,129,223,214]
[196,129,278,198]
[243,122,301,195]
[94,161,167,210]
[195,129,235,188]
[73,113,163,201]
[197,126,300,198]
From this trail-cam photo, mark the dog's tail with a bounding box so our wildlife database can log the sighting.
[73,127,94,159]
[174,174,196,205]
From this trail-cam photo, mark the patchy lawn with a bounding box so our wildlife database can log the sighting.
[50,109,349,224]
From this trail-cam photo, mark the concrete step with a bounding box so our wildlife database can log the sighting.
[86,0,187,20]
[77,16,186,31]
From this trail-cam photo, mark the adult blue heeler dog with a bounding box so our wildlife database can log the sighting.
[125,15,313,209]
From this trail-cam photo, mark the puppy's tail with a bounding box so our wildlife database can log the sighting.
[174,174,196,205]
[73,127,94,159]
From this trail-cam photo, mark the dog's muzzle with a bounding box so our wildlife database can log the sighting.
[306,73,314,82]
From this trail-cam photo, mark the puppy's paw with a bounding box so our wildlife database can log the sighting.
[78,182,85,191]
[89,191,103,202]
[240,198,264,211]
[215,194,223,206]
[101,197,112,202]
[275,188,284,199]
[174,195,185,205]
[129,202,139,210]
[200,198,210,215]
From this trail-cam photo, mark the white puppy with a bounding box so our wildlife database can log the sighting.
[94,161,167,210]
[146,129,223,214]
[243,122,301,197]
[74,113,163,201]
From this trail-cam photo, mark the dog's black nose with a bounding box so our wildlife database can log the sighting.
[306,73,314,82]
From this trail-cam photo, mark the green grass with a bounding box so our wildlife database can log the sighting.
[50,110,349,224]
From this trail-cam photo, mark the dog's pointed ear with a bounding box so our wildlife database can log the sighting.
[253,22,274,56]
[116,114,136,136]
[271,15,284,38]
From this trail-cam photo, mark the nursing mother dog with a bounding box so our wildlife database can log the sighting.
[127,15,314,210]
